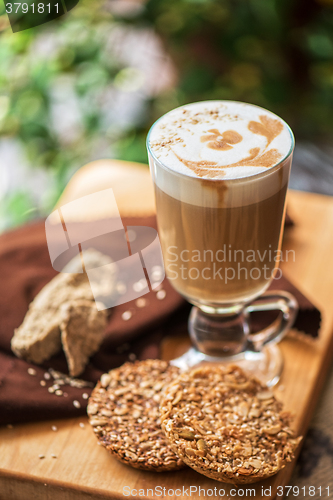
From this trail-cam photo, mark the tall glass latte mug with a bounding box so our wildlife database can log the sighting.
[147,101,297,385]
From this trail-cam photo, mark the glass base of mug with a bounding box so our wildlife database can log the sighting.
[170,343,283,387]
[169,291,297,387]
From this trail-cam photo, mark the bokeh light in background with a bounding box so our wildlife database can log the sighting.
[0,0,333,230]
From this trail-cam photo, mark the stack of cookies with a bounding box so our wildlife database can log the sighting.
[88,360,302,484]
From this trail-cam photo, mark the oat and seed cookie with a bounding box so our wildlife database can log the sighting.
[88,359,185,471]
[160,365,301,484]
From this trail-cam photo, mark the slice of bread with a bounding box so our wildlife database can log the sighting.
[61,300,107,377]
[11,272,93,364]
[11,249,113,374]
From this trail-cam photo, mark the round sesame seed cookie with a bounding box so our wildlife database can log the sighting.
[160,365,301,484]
[87,359,185,471]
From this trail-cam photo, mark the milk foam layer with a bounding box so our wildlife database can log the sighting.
[149,101,293,181]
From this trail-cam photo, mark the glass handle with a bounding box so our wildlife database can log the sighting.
[245,291,298,352]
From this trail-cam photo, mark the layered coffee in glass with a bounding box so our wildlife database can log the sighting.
[147,101,297,385]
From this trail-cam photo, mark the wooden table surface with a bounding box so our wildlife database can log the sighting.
[0,160,333,500]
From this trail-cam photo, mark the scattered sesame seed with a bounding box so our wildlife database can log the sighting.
[48,387,55,394]
[39,455,45,459]
[136,298,146,308]
[151,266,163,282]
[73,400,81,409]
[116,282,126,295]
[133,280,146,292]
[28,368,37,376]
[53,384,60,391]
[63,392,68,397]
[127,229,136,242]
[55,390,63,396]
[40,380,46,387]
[122,311,132,321]
[82,393,89,400]
[129,353,136,361]
[79,423,85,429]
[51,426,58,432]
[44,372,51,380]
[156,290,166,300]
[51,454,57,459]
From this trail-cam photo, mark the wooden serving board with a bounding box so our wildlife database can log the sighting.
[1,160,333,500]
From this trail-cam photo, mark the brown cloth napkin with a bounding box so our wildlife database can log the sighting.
[0,218,320,425]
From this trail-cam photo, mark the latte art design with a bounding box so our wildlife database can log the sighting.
[200,129,243,151]
[149,101,292,181]
[174,114,285,178]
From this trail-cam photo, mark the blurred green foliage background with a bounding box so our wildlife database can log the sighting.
[0,0,333,229]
